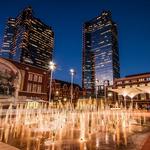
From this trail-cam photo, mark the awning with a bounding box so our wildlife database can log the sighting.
[109,86,150,98]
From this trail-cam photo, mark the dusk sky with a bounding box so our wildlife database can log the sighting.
[0,0,150,85]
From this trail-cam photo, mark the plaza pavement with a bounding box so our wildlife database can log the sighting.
[0,137,150,150]
[142,135,150,150]
[0,142,19,150]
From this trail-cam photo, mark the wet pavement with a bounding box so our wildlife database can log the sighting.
[0,142,19,150]
[142,135,150,150]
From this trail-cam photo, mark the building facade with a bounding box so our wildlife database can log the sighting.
[0,18,16,58]
[0,58,49,101]
[82,11,120,97]
[108,73,150,104]
[1,7,54,70]
[0,58,81,102]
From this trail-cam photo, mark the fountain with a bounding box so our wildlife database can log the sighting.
[0,100,149,150]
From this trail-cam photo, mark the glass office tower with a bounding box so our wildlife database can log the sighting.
[82,11,120,96]
[1,7,54,70]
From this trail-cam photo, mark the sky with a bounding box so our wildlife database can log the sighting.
[0,0,150,85]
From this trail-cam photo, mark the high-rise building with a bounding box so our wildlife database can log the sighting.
[1,7,54,70]
[1,18,16,59]
[82,11,120,96]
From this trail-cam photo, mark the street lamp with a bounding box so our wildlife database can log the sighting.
[103,80,109,104]
[95,79,99,100]
[56,91,59,95]
[70,69,75,105]
[49,61,56,103]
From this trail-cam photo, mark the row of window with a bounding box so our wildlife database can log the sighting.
[28,73,43,83]
[27,83,42,93]
[117,83,150,89]
[117,77,150,85]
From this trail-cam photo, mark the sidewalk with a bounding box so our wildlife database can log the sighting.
[141,135,150,150]
[0,142,19,150]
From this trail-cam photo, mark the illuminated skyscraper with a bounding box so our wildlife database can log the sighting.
[82,11,120,96]
[1,7,54,70]
[1,18,16,59]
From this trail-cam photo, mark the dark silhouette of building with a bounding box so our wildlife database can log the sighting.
[1,7,54,70]
[82,11,120,97]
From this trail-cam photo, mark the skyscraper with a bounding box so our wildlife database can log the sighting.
[82,11,120,96]
[1,18,16,59]
[1,7,54,70]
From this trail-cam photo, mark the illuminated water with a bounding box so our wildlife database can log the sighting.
[0,100,150,150]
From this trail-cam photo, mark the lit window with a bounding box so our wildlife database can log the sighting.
[38,76,42,83]
[34,75,38,82]
[27,83,32,92]
[32,84,37,92]
[139,78,145,82]
[117,81,122,85]
[28,73,33,81]
[131,80,137,83]
[125,80,130,84]
[37,85,41,93]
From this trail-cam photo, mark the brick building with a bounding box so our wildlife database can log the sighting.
[0,58,81,102]
[52,79,82,103]
[0,57,49,101]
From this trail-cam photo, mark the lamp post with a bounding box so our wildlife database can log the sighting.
[70,69,75,106]
[103,80,109,104]
[95,79,99,100]
[49,61,56,103]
